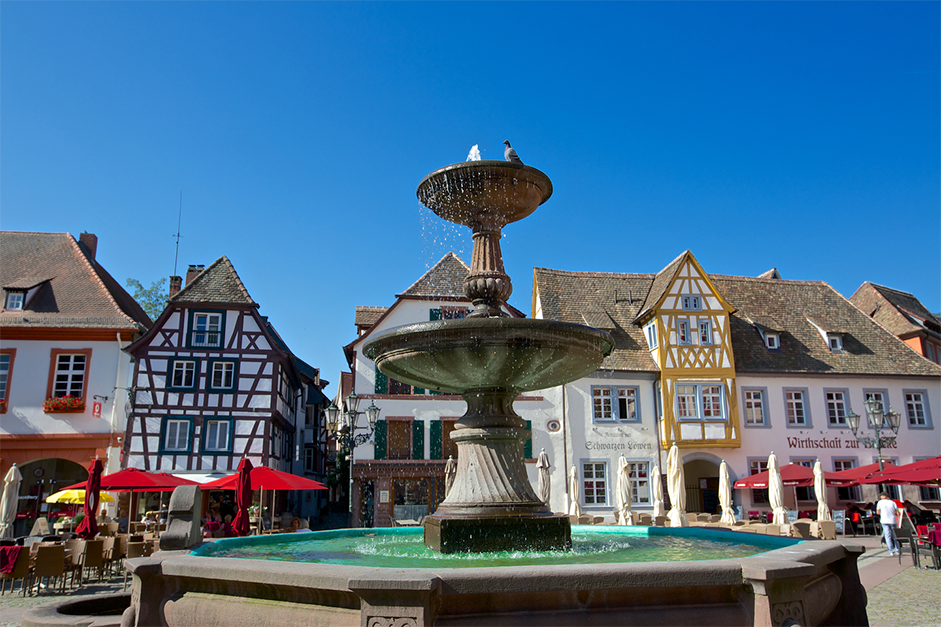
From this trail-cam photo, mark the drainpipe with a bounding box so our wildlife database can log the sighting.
[653,380,664,471]
[105,332,128,516]
[562,383,571,511]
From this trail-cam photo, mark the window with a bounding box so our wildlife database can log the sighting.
[749,459,769,504]
[0,349,14,412]
[785,389,809,426]
[168,358,198,391]
[904,391,929,427]
[189,311,223,348]
[161,418,192,453]
[592,387,639,422]
[743,389,767,426]
[203,419,231,453]
[627,461,650,504]
[677,383,725,421]
[304,446,317,473]
[919,485,940,501]
[582,462,608,506]
[51,353,88,398]
[765,333,780,350]
[677,320,691,345]
[676,385,698,420]
[699,319,713,345]
[387,420,412,460]
[864,390,887,414]
[702,385,722,419]
[4,292,24,311]
[208,359,237,391]
[388,378,413,395]
[682,295,702,311]
[793,459,814,501]
[828,334,843,352]
[826,390,848,426]
[834,459,859,502]
[441,306,469,320]
[645,323,658,349]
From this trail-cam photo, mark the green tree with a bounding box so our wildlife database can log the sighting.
[126,278,169,321]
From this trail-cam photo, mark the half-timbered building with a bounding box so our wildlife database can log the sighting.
[124,257,329,517]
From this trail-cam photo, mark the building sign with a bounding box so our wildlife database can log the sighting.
[786,436,898,450]
[585,441,653,452]
[92,401,102,418]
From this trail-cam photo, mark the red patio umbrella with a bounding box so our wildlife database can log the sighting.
[202,466,328,491]
[733,463,833,489]
[858,456,941,486]
[74,459,102,539]
[825,461,899,487]
[64,468,199,492]
[231,459,253,537]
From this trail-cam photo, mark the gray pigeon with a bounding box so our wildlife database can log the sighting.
[504,140,523,164]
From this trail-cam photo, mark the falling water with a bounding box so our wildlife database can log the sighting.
[466,144,481,161]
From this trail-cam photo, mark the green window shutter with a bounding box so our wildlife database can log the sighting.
[429,389,441,395]
[374,365,387,394]
[413,387,425,394]
[374,420,387,460]
[430,308,442,321]
[430,420,443,460]
[524,420,532,459]
[412,421,425,460]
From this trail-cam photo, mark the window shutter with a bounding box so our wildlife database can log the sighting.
[430,420,443,459]
[430,308,442,321]
[412,420,425,460]
[373,420,387,460]
[429,389,441,395]
[413,387,425,394]
[524,420,532,459]
[374,365,387,394]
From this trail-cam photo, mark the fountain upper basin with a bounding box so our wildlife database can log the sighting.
[363,317,614,394]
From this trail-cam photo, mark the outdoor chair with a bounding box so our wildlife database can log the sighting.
[64,539,84,589]
[124,542,149,591]
[916,531,940,569]
[895,512,920,567]
[710,514,721,523]
[637,513,652,526]
[0,546,30,595]
[811,520,837,540]
[696,513,711,522]
[592,516,605,525]
[761,525,781,536]
[28,544,66,595]
[81,539,106,583]
[101,536,117,577]
[790,520,813,539]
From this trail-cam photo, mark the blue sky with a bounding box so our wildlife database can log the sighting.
[2,2,938,398]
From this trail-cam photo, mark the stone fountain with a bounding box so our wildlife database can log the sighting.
[364,160,613,553]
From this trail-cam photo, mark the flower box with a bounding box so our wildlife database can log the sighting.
[43,396,85,413]
[0,399,6,413]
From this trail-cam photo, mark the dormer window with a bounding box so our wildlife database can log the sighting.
[682,295,702,311]
[644,323,658,349]
[4,292,24,311]
[765,333,780,350]
[828,334,844,352]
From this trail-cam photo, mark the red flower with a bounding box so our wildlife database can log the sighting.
[43,396,85,413]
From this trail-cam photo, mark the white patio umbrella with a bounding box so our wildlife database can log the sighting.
[718,460,736,525]
[616,455,634,525]
[814,459,832,522]
[768,452,788,525]
[651,464,665,519]
[536,449,551,505]
[666,443,688,527]
[444,455,457,498]
[568,465,581,518]
[0,464,22,539]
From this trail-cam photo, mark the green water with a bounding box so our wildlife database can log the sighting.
[193,526,798,569]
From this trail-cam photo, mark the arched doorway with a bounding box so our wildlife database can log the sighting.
[14,458,88,537]
[683,459,721,514]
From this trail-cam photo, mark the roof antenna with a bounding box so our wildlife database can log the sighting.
[172,192,183,276]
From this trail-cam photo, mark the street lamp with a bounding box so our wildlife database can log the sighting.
[325,392,381,524]
[846,397,901,472]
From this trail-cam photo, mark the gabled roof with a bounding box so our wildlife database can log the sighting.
[849,282,941,340]
[169,256,257,307]
[397,253,469,299]
[634,250,688,323]
[355,306,388,329]
[0,231,151,330]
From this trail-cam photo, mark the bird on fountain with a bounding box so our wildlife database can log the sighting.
[504,140,523,164]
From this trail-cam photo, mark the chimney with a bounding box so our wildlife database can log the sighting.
[185,264,205,286]
[169,276,183,298]
[79,232,98,260]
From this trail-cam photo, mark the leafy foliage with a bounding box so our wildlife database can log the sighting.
[127,278,169,321]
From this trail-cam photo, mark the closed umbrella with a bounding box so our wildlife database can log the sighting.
[768,452,788,525]
[75,459,103,539]
[666,443,688,527]
[718,460,735,525]
[232,458,253,537]
[536,449,551,505]
[616,455,633,525]
[651,464,665,519]
[814,460,832,522]
[444,455,457,498]
[568,465,581,518]
[0,465,22,539]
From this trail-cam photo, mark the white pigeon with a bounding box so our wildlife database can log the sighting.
[504,140,523,164]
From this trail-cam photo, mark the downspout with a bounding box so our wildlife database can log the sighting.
[107,332,128,516]
[653,379,664,471]
[562,383,571,511]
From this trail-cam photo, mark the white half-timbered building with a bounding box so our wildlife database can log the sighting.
[124,258,329,515]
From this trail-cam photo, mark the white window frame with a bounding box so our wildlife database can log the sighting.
[784,388,811,427]
[677,320,691,345]
[644,323,658,349]
[748,458,770,504]
[0,353,12,403]
[904,390,931,428]
[209,360,236,390]
[190,312,223,348]
[203,419,231,452]
[699,319,713,345]
[592,386,640,422]
[833,458,860,502]
[581,461,609,507]
[825,389,849,427]
[627,461,651,504]
[682,295,702,311]
[4,292,24,311]
[828,334,843,352]
[53,354,87,398]
[743,388,768,427]
[163,418,191,452]
[170,359,197,389]
[765,333,779,350]
[676,383,726,422]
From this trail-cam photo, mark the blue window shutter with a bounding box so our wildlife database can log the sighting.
[412,421,425,460]
[524,420,532,459]
[374,365,387,394]
[430,420,443,459]
[430,308,442,321]
[373,420,387,460]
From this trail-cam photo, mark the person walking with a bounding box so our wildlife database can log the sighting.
[876,492,900,556]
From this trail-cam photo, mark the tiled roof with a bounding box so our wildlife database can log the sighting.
[534,262,941,378]
[849,282,941,340]
[534,267,659,372]
[0,231,151,330]
[169,256,257,307]
[635,250,688,323]
[397,253,469,299]
[355,306,388,328]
